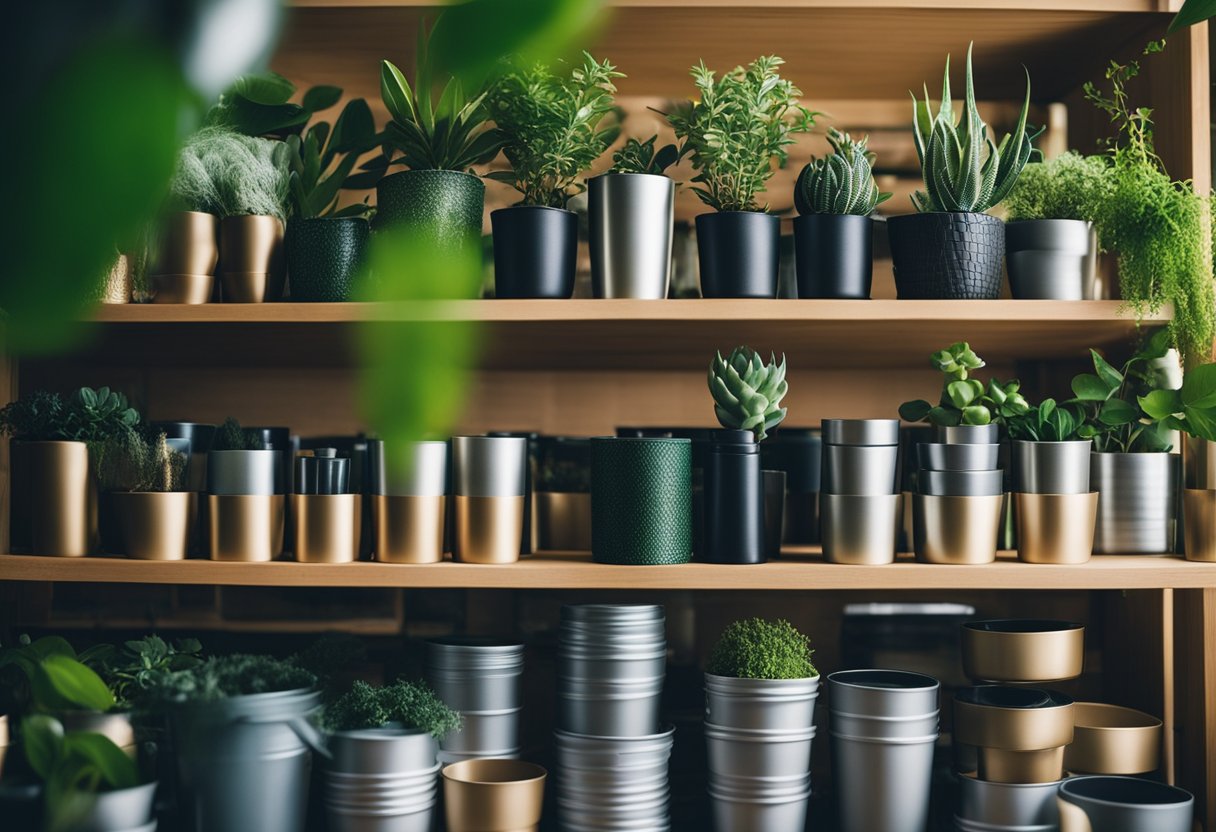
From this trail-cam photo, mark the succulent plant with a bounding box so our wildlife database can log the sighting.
[794,128,891,216]
[910,43,1039,213]
[898,342,1029,427]
[708,346,788,442]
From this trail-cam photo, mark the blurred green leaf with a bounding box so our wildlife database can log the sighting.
[62,733,140,790]
[302,84,343,113]
[1168,0,1216,32]
[231,71,295,104]
[22,715,64,781]
[40,654,115,712]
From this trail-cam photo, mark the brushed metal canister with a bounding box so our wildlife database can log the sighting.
[831,730,937,832]
[208,450,280,496]
[820,494,900,564]
[822,419,900,447]
[914,494,1003,564]
[588,173,675,299]
[1091,452,1179,554]
[369,440,448,564]
[822,445,899,495]
[918,443,1000,472]
[452,436,527,563]
[1006,219,1094,300]
[959,775,1061,827]
[936,424,1000,445]
[1013,440,1093,494]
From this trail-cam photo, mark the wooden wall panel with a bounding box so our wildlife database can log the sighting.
[1175,588,1216,832]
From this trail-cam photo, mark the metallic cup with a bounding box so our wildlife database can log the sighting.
[1063,702,1162,775]
[1184,435,1216,489]
[822,445,899,495]
[831,730,936,832]
[913,494,1004,564]
[918,469,1005,497]
[292,494,361,563]
[453,436,528,497]
[935,424,999,445]
[452,437,527,564]
[822,419,900,447]
[959,775,1061,828]
[10,440,97,557]
[1091,452,1179,554]
[151,273,215,304]
[1012,440,1093,494]
[1006,219,1094,300]
[588,173,674,299]
[961,620,1084,683]
[442,759,547,832]
[704,673,818,731]
[1015,492,1098,564]
[1182,487,1216,562]
[111,491,197,561]
[373,495,445,563]
[918,442,1000,472]
[1058,776,1193,832]
[820,493,900,564]
[219,215,285,301]
[369,439,448,497]
[208,450,280,497]
[454,495,525,564]
[208,494,285,561]
[826,669,941,718]
[152,210,218,278]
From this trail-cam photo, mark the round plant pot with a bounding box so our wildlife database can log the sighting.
[822,444,899,495]
[1063,702,1161,776]
[219,215,286,302]
[452,436,528,564]
[1057,776,1192,832]
[935,424,1000,445]
[703,430,764,564]
[704,673,819,731]
[208,494,286,561]
[441,759,546,832]
[914,494,1003,563]
[919,469,1005,497]
[151,211,219,279]
[826,669,941,718]
[588,173,674,299]
[704,723,815,778]
[830,730,936,832]
[1184,435,1216,489]
[961,620,1084,683]
[888,211,1004,299]
[208,449,280,496]
[111,491,196,561]
[1006,219,1094,300]
[823,418,901,447]
[695,211,780,298]
[1183,487,1216,562]
[81,781,158,831]
[1013,440,1093,494]
[285,217,369,302]
[329,729,438,775]
[709,781,810,832]
[1015,492,1099,565]
[151,273,215,304]
[793,213,874,299]
[490,205,577,299]
[375,169,485,242]
[820,493,900,565]
[959,775,1061,828]
[591,437,692,565]
[918,442,1000,472]
[426,637,525,714]
[9,440,97,557]
[1091,452,1179,554]
[291,493,361,563]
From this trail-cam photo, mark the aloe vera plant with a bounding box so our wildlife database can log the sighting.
[910,44,1039,213]
[794,128,890,216]
[708,347,788,442]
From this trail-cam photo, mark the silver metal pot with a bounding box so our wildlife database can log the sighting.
[822,445,899,495]
[919,469,1006,497]
[959,775,1061,827]
[831,730,937,832]
[709,780,810,832]
[80,781,157,831]
[703,723,815,778]
[936,425,1000,445]
[452,435,527,497]
[558,674,664,737]
[918,443,1000,472]
[822,418,900,447]
[703,673,819,731]
[1006,219,1096,300]
[1184,435,1216,489]
[437,708,519,755]
[1091,452,1180,553]
[827,669,940,717]
[325,798,435,832]
[820,493,900,564]
[588,173,675,299]
[1013,440,1092,494]
[829,709,939,740]
[425,638,524,712]
[1058,775,1193,832]
[208,449,280,496]
[368,439,447,497]
[328,729,436,775]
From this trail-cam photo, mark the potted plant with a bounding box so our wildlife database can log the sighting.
[1,387,139,557]
[898,342,1029,445]
[705,347,789,563]
[587,135,682,299]
[1003,151,1110,299]
[793,128,891,299]
[486,52,621,299]
[283,90,376,302]
[153,164,221,304]
[667,56,816,298]
[91,428,193,561]
[704,618,818,832]
[888,44,1037,299]
[206,417,284,561]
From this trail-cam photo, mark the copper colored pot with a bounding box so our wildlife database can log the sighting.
[152,211,218,277]
[442,758,547,832]
[10,440,97,556]
[219,215,285,302]
[373,495,446,564]
[208,494,285,561]
[111,491,196,561]
[1064,702,1162,775]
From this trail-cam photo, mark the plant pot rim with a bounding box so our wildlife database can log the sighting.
[111,490,193,497]
[792,212,875,221]
[704,670,821,683]
[380,167,483,183]
[220,213,283,223]
[588,171,673,182]
[1058,775,1193,809]
[696,210,778,219]
[1013,439,1092,445]
[289,215,369,226]
[174,686,319,710]
[888,210,1000,220]
[1092,450,1173,455]
[171,209,219,219]
[331,726,433,740]
[491,204,575,217]
[441,758,547,785]
[1006,217,1092,227]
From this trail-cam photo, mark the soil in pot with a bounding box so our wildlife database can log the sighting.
[888,212,1004,299]
[491,206,577,299]
[376,169,485,244]
[286,217,370,302]
[695,212,780,298]
[793,214,873,299]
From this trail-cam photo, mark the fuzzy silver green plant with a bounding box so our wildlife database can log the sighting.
[170,126,290,220]
[708,347,788,442]
[910,44,1038,213]
[794,128,891,216]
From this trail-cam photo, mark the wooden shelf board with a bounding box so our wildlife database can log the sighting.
[4,612,402,635]
[289,1,1166,9]
[2,552,1211,591]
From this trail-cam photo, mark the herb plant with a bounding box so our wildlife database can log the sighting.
[707,618,817,680]
[209,417,267,452]
[794,128,891,216]
[610,136,681,176]
[91,429,187,493]
[1003,151,1112,224]
[899,342,1029,427]
[487,52,623,208]
[148,654,316,703]
[0,388,139,443]
[709,347,788,442]
[320,679,461,737]
[667,56,815,212]
[170,126,290,220]
[911,44,1038,213]
[284,91,377,219]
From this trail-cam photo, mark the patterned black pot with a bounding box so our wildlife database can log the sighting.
[375,169,485,247]
[887,211,1005,299]
[285,217,369,302]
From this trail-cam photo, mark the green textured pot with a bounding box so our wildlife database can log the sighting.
[375,169,485,246]
[591,437,692,565]
[285,217,369,302]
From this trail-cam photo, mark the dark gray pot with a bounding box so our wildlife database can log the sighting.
[1006,219,1096,300]
[588,173,674,299]
[888,212,1004,299]
[1091,452,1180,553]
[285,217,369,302]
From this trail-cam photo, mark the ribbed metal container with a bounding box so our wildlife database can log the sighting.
[820,493,900,564]
[1091,452,1179,553]
[704,673,819,731]
[328,730,436,775]
[827,670,941,718]
[919,442,1000,472]
[425,637,524,762]
[959,775,1061,827]
[708,774,811,832]
[829,709,939,740]
[831,730,937,832]
[704,724,815,778]
[1012,440,1092,494]
[556,725,674,831]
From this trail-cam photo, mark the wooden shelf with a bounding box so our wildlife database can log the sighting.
[2,552,1212,591]
[68,300,1166,370]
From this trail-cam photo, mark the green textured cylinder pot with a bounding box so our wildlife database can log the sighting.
[285,217,369,302]
[591,437,692,565]
[375,169,485,244]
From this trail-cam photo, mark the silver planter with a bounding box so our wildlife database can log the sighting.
[829,710,939,740]
[1013,440,1092,494]
[328,729,436,775]
[820,493,900,565]
[425,637,523,712]
[822,419,900,447]
[558,675,664,737]
[368,439,447,497]
[1057,775,1193,832]
[959,775,1061,827]
[326,799,435,832]
[208,450,280,496]
[827,669,940,718]
[437,708,519,755]
[703,673,819,731]
[918,443,1000,472]
[704,723,815,778]
[831,731,937,832]
[936,424,1000,445]
[709,781,810,832]
[1091,452,1180,553]
[80,781,157,831]
[451,436,527,496]
[588,173,675,299]
[919,469,1006,497]
[1006,219,1095,300]
[822,444,899,495]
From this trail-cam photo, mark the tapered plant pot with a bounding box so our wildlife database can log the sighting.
[208,495,286,561]
[369,439,447,564]
[491,205,577,299]
[1016,492,1098,564]
[1013,440,1093,494]
[329,728,438,774]
[820,493,900,564]
[80,781,158,830]
[1057,776,1193,832]
[376,169,485,243]
[111,491,196,561]
[588,173,675,299]
[695,211,780,298]
[1064,703,1162,776]
[793,213,874,299]
[961,620,1084,683]
[888,211,1004,299]
[219,215,286,302]
[1091,452,1179,554]
[10,440,97,556]
[285,217,369,302]
[150,210,219,303]
[1006,219,1095,300]
[452,436,527,563]
[441,759,547,832]
[913,494,1003,563]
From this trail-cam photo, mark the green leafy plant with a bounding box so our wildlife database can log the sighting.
[0,635,116,714]
[0,388,139,443]
[284,92,377,219]
[320,679,462,737]
[1003,151,1113,224]
[169,126,290,219]
[147,654,316,703]
[667,56,815,212]
[899,342,1029,427]
[910,44,1038,213]
[794,128,891,216]
[486,52,622,208]
[91,429,187,493]
[84,635,204,709]
[610,136,681,176]
[206,71,313,138]
[209,417,267,452]
[1005,399,1082,442]
[707,618,817,680]
[708,347,788,442]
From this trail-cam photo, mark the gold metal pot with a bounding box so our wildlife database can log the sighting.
[535,491,591,551]
[978,746,1066,784]
[152,211,218,277]
[1184,435,1216,489]
[961,620,1085,683]
[219,215,285,301]
[442,759,547,832]
[208,494,285,562]
[1015,492,1098,564]
[913,493,1004,564]
[98,254,132,303]
[10,441,97,556]
[1182,488,1216,562]
[111,491,196,561]
[372,494,445,564]
[1063,702,1162,775]
[151,273,215,304]
[291,494,361,564]
[954,688,1075,751]
[454,495,525,564]
[0,715,7,778]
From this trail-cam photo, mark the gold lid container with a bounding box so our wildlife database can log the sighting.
[961,620,1084,683]
[1015,492,1098,565]
[372,494,445,564]
[454,495,525,564]
[1182,488,1216,563]
[208,494,285,562]
[111,491,196,561]
[913,494,1004,564]
[979,746,1066,784]
[442,758,547,832]
[954,687,1075,751]
[1063,702,1162,775]
[151,273,215,304]
[291,494,361,564]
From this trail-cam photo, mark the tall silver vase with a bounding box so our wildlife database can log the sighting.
[588,173,674,299]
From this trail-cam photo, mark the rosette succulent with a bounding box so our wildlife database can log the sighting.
[794,128,890,216]
[708,346,788,441]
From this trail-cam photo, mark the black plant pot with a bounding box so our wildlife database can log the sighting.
[375,169,485,245]
[695,211,780,298]
[285,217,369,302]
[887,211,1005,299]
[793,214,873,299]
[702,429,765,564]
[490,205,577,299]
